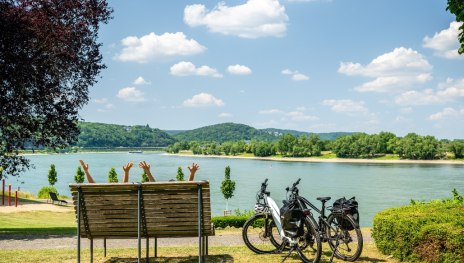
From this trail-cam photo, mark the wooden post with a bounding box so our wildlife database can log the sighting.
[8,185,11,206]
[15,190,18,207]
[2,179,4,206]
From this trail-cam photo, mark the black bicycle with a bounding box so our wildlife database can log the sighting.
[242,179,322,263]
[285,179,363,262]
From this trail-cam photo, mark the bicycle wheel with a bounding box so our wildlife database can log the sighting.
[296,216,322,263]
[242,213,282,254]
[326,213,363,261]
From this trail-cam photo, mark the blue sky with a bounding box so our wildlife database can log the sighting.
[80,0,464,139]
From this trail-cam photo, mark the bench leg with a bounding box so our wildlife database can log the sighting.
[154,238,157,258]
[146,237,149,263]
[104,238,106,257]
[90,238,93,263]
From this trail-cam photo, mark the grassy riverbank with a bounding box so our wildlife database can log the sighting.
[173,150,464,165]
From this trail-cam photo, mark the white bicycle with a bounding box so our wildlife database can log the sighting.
[242,179,322,262]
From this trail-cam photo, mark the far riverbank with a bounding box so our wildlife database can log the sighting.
[170,152,464,165]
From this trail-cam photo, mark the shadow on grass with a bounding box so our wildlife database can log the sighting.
[104,255,234,262]
[0,227,76,239]
[319,251,387,263]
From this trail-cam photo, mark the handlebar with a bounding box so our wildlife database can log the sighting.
[258,179,270,197]
[286,178,301,196]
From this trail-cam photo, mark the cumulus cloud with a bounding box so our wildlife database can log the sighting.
[117,87,146,102]
[423,21,463,59]
[133,76,151,85]
[170,61,222,78]
[259,109,283,114]
[116,32,205,63]
[227,64,252,75]
[338,47,432,92]
[395,78,464,105]
[184,0,288,38]
[281,69,309,81]
[429,107,464,120]
[322,99,368,113]
[286,111,319,121]
[219,112,233,118]
[94,98,114,112]
[183,93,224,107]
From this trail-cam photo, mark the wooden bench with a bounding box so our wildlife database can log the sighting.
[69,181,214,263]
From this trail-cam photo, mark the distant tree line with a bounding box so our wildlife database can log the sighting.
[167,132,464,160]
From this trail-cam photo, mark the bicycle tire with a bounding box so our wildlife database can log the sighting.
[242,213,281,254]
[296,216,322,263]
[326,213,363,261]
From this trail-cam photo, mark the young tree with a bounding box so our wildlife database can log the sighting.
[141,171,149,183]
[176,166,185,181]
[220,166,236,211]
[74,166,85,184]
[108,168,118,183]
[0,0,112,180]
[48,164,58,186]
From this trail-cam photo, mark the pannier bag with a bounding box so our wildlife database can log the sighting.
[332,196,359,230]
[280,200,304,238]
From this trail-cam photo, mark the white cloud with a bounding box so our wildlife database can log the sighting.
[423,21,463,59]
[94,98,114,112]
[133,76,151,85]
[227,64,252,75]
[219,112,233,118]
[116,32,205,63]
[395,78,464,105]
[259,109,283,114]
[94,98,109,104]
[117,87,146,102]
[286,111,319,121]
[281,69,309,81]
[183,93,224,107]
[338,47,432,92]
[322,99,368,113]
[184,0,288,38]
[170,61,222,78]
[292,73,309,81]
[429,107,464,120]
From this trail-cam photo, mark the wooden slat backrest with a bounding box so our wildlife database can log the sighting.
[69,181,213,239]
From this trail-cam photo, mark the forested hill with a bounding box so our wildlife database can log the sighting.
[75,122,352,147]
[76,122,175,147]
[172,123,277,143]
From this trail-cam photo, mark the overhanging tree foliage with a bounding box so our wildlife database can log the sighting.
[447,0,464,54]
[0,0,112,179]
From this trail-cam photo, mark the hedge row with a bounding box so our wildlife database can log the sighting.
[212,215,248,228]
[372,202,464,263]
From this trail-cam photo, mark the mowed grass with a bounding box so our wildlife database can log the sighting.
[0,209,398,262]
[0,243,398,263]
[0,210,76,236]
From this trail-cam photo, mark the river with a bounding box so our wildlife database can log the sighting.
[3,152,463,226]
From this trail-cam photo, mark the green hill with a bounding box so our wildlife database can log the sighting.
[76,122,175,147]
[172,123,277,143]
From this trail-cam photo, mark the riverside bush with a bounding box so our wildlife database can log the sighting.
[372,190,464,263]
[37,186,58,199]
[212,216,248,228]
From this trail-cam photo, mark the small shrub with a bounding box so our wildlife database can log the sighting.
[176,167,184,181]
[37,186,58,199]
[108,167,118,183]
[141,171,148,183]
[373,190,464,263]
[48,164,58,186]
[74,166,85,183]
[212,216,249,228]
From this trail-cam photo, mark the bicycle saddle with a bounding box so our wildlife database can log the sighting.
[317,197,331,202]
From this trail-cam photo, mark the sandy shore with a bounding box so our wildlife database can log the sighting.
[171,153,464,165]
[0,200,72,213]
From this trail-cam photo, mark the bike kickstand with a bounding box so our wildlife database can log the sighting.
[329,243,339,263]
[281,245,296,263]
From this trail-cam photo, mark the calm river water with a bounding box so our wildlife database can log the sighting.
[4,152,464,226]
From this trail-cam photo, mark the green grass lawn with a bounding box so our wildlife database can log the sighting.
[0,210,76,236]
[0,209,398,262]
[0,243,398,263]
